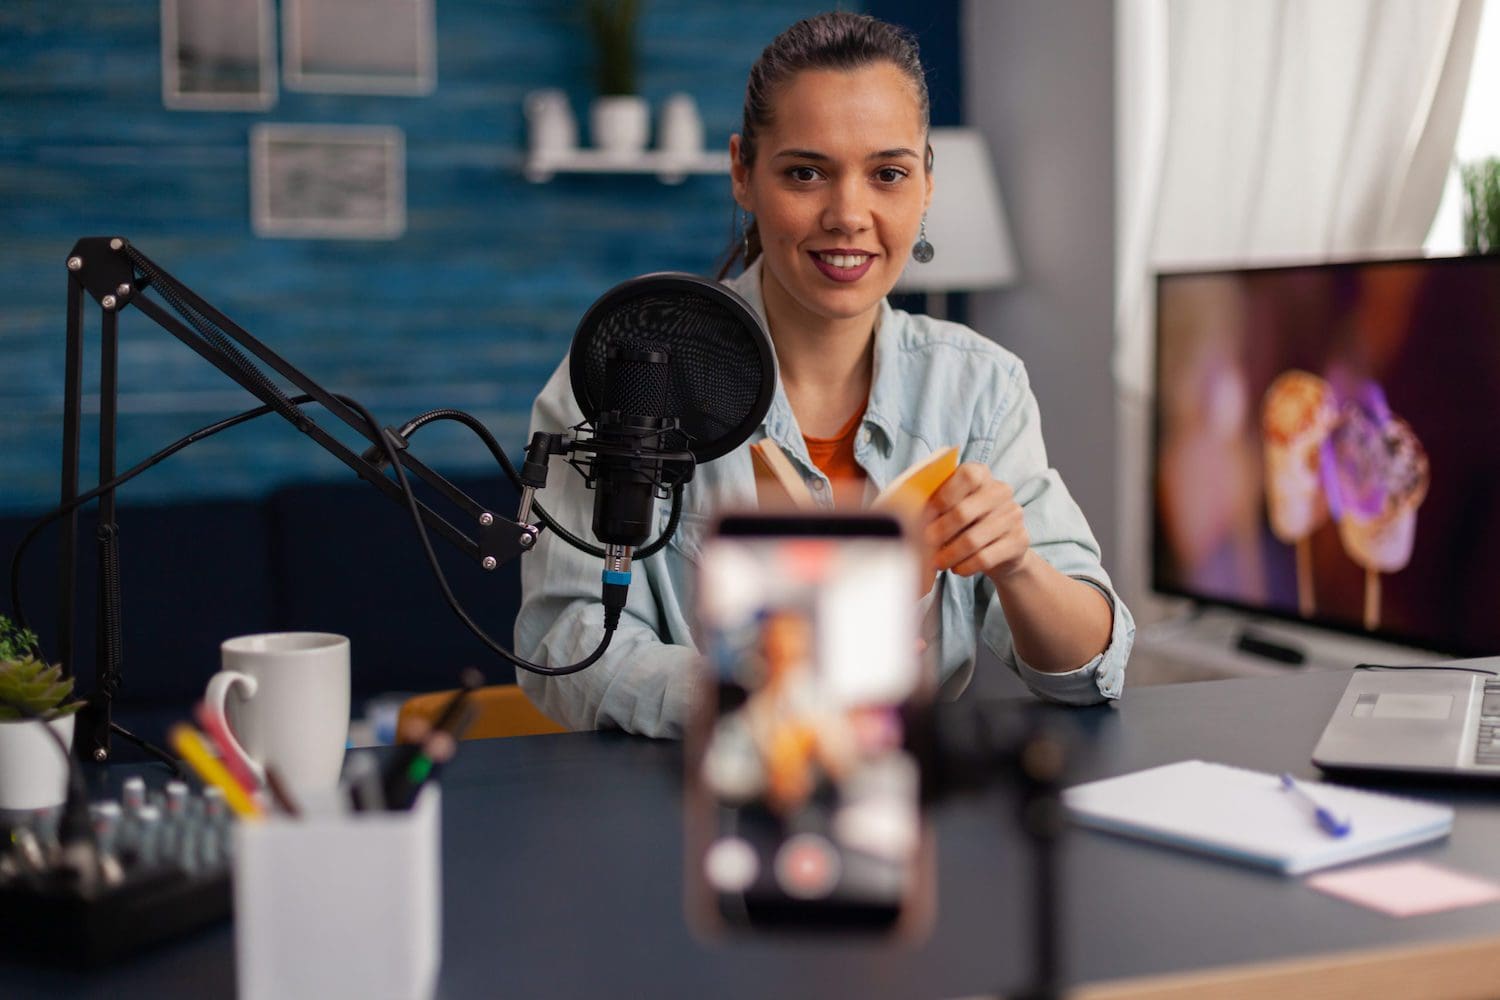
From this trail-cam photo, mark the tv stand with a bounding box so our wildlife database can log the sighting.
[1233,629,1305,666]
[1131,604,1447,685]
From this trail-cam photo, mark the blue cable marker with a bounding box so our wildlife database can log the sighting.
[602,569,631,587]
[1280,773,1352,838]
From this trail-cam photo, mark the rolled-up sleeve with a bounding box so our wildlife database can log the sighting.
[975,363,1135,704]
[513,359,702,738]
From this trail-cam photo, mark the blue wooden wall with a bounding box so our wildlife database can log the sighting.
[0,0,850,513]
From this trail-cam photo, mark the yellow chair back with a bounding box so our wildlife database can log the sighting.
[396,684,567,742]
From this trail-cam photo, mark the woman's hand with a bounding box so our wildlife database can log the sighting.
[922,462,1029,584]
[922,462,1113,672]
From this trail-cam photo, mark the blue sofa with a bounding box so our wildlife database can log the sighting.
[0,474,524,751]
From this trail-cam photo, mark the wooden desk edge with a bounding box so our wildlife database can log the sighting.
[1074,930,1500,1000]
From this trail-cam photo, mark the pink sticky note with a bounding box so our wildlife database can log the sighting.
[1306,860,1500,917]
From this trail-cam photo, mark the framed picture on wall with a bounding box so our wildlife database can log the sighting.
[283,0,437,95]
[251,124,406,239]
[161,0,277,110]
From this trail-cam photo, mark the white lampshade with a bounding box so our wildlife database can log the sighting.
[894,127,1017,292]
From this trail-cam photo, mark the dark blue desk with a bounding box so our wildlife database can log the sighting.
[8,670,1500,998]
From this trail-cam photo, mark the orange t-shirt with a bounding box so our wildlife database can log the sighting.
[802,405,868,505]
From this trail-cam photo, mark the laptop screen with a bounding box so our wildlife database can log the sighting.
[1153,255,1500,655]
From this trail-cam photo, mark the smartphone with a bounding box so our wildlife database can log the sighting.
[685,511,934,937]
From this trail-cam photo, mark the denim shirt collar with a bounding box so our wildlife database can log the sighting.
[723,260,898,465]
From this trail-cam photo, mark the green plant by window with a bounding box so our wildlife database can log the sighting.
[586,0,642,96]
[0,613,83,722]
[1460,157,1500,255]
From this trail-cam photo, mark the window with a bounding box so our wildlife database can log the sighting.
[1425,1,1500,254]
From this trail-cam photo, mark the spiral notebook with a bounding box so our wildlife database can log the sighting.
[1062,760,1454,876]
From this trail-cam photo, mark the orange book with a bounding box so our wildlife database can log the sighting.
[871,446,960,515]
[750,440,958,514]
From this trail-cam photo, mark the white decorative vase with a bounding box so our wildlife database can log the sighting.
[590,95,650,158]
[524,88,579,158]
[657,92,704,160]
[0,714,75,811]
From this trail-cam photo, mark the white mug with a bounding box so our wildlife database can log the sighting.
[205,632,350,795]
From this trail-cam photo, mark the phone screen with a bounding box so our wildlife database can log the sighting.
[686,512,932,936]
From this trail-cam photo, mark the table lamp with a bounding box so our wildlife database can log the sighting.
[894,126,1018,319]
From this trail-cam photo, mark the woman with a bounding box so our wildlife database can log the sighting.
[516,12,1133,737]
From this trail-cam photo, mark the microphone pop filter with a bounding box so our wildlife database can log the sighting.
[569,273,775,463]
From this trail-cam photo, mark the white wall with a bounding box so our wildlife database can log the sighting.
[957,1,1118,698]
[962,1,1119,565]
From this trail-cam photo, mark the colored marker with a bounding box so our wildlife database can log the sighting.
[345,751,386,813]
[263,765,302,819]
[381,668,482,808]
[169,724,263,820]
[194,702,261,794]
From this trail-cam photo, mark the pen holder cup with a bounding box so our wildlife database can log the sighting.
[233,787,441,1000]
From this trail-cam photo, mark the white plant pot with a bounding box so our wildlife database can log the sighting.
[0,713,75,811]
[590,95,650,158]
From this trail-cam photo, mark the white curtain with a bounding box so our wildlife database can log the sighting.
[1113,0,1486,622]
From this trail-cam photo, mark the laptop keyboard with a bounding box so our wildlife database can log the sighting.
[1476,682,1500,765]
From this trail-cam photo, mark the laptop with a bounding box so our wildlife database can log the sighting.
[1312,661,1500,778]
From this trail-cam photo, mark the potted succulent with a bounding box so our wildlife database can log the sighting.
[585,0,649,158]
[1461,157,1500,255]
[0,615,85,810]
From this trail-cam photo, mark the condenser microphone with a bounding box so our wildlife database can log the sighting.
[586,342,686,609]
[566,272,775,599]
[591,343,676,548]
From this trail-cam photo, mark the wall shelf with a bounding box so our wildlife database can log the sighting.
[524,149,730,185]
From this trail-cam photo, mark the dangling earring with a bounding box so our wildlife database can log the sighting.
[740,207,754,261]
[911,216,934,263]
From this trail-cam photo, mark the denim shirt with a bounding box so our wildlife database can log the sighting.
[515,261,1134,737]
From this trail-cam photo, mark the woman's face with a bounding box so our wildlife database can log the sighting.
[732,61,932,334]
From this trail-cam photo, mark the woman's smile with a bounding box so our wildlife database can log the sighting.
[808,249,878,282]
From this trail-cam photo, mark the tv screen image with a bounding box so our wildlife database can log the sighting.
[1153,256,1500,656]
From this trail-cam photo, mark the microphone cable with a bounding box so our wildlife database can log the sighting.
[134,242,686,565]
[9,396,610,681]
[136,244,684,565]
[369,406,687,560]
[114,253,598,668]
[9,394,350,633]
[344,394,615,677]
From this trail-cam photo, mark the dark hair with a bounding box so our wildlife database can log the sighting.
[717,12,930,279]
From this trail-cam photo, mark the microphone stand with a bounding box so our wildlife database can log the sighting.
[916,702,1067,1000]
[1014,725,1066,1000]
[52,236,552,763]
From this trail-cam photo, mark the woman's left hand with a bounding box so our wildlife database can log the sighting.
[922,462,1030,583]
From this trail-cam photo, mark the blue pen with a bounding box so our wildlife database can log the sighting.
[1280,773,1351,837]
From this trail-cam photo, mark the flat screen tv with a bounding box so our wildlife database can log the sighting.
[1152,255,1500,657]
